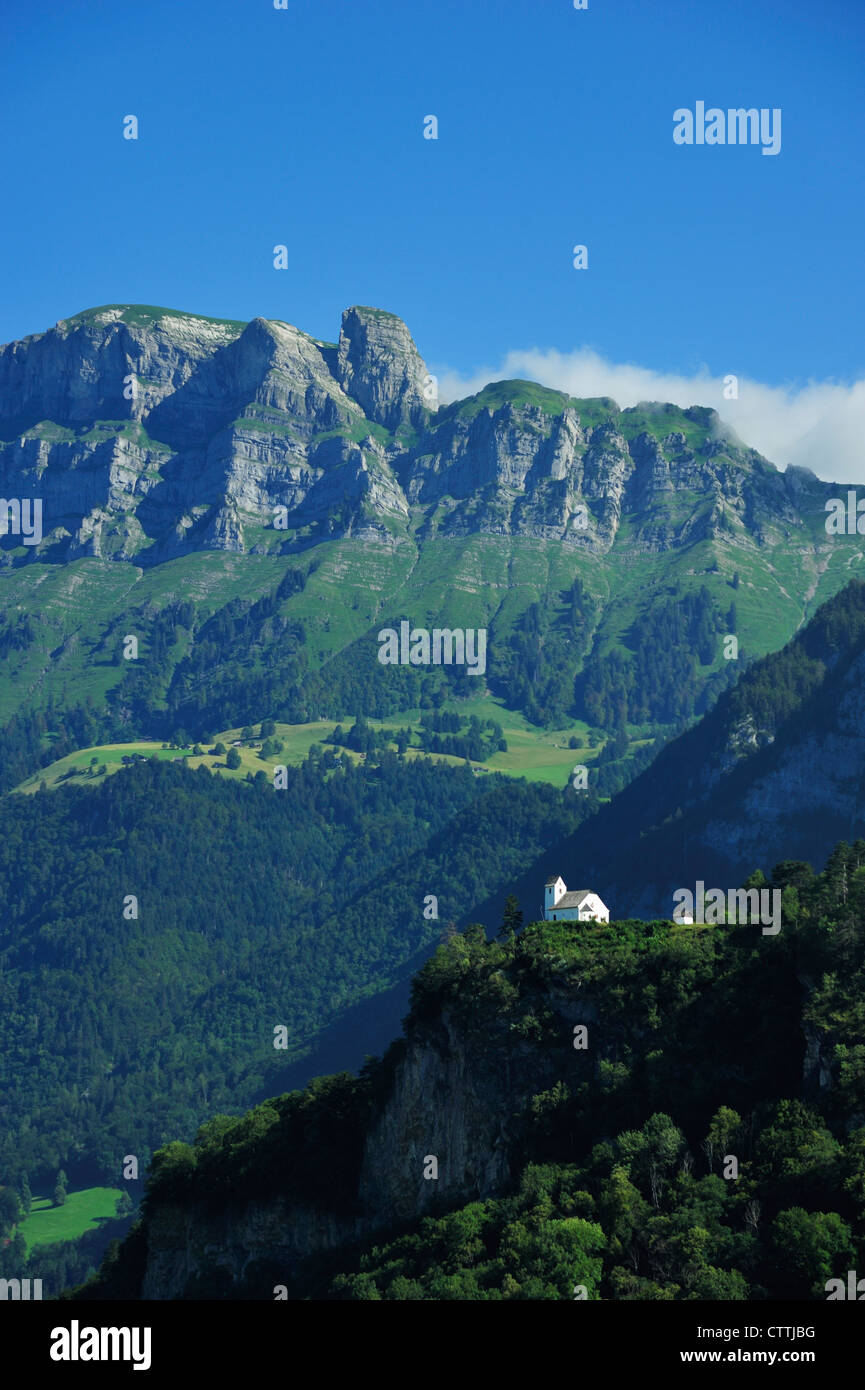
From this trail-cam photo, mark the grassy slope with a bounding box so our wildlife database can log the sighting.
[1,458,862,732]
[13,699,607,793]
[18,1187,123,1253]
[62,304,248,333]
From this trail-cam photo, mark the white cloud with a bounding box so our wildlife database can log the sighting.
[435,348,865,484]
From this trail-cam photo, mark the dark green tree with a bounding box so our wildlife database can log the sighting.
[115,1192,133,1218]
[500,894,523,938]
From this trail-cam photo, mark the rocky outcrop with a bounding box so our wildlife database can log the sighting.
[694,659,865,869]
[358,1012,519,1223]
[140,1198,372,1299]
[0,302,841,565]
[336,306,429,431]
[0,307,240,433]
[136,1004,567,1298]
[532,585,865,923]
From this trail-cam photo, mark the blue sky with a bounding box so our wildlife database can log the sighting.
[1,0,863,472]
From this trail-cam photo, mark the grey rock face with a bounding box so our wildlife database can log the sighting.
[0,302,839,565]
[336,305,430,431]
[629,431,673,500]
[357,1011,519,1222]
[0,307,404,561]
[695,654,865,867]
[140,1198,374,1300]
[138,1004,564,1297]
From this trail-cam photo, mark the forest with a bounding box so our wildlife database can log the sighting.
[0,749,587,1197]
[550,578,865,911]
[75,838,865,1300]
[0,568,743,799]
[489,579,737,732]
[327,710,506,762]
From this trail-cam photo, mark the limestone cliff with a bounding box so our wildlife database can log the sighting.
[0,302,839,565]
[137,1002,574,1298]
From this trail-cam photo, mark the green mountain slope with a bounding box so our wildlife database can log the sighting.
[0,752,586,1196]
[514,578,865,920]
[74,840,865,1301]
[1,303,863,802]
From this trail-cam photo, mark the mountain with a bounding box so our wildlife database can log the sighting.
[16,579,865,1273]
[73,840,865,1301]
[1,303,862,786]
[0,304,428,562]
[0,301,842,563]
[519,579,865,919]
[5,303,865,1299]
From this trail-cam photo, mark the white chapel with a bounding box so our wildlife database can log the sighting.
[544,876,609,923]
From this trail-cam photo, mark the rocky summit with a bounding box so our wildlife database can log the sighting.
[0,303,839,566]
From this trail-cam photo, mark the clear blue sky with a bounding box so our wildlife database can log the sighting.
[1,0,862,386]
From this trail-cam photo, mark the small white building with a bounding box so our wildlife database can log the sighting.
[544,876,609,923]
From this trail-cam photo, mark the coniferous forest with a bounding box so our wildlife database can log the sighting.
[0,754,585,1199]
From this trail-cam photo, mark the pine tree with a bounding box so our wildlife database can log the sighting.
[500,894,523,938]
[53,1169,68,1207]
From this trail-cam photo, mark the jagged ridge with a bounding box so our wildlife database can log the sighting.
[0,304,841,565]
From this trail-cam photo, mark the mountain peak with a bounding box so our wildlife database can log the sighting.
[58,304,249,337]
[0,300,844,567]
[336,305,430,431]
